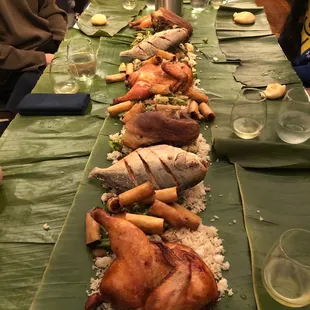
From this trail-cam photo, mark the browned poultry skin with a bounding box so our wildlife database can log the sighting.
[87,208,219,310]
[113,62,199,104]
[90,208,172,309]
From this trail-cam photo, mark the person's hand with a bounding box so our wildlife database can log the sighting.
[45,53,54,65]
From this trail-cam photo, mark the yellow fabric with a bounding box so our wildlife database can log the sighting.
[301,9,310,53]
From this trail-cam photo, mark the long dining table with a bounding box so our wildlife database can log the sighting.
[0,1,310,310]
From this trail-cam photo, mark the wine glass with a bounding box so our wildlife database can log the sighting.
[49,56,79,94]
[262,229,310,307]
[230,88,267,139]
[276,88,310,144]
[67,38,97,82]
[122,0,137,10]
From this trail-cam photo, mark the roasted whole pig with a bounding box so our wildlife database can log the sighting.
[120,28,189,61]
[113,61,208,104]
[88,145,208,193]
[129,8,193,36]
[122,111,200,149]
[85,208,219,310]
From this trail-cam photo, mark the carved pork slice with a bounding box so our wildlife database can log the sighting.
[120,28,189,61]
[89,145,208,193]
[122,111,200,150]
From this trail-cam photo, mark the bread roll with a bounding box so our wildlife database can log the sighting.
[91,14,107,26]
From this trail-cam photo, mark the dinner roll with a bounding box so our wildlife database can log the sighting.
[260,83,287,100]
[91,14,107,26]
[233,12,256,25]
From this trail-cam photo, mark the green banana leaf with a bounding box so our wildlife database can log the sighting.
[217,30,272,40]
[234,61,301,87]
[210,94,310,169]
[216,8,271,32]
[235,164,310,310]
[219,35,287,62]
[29,115,256,310]
[78,1,146,37]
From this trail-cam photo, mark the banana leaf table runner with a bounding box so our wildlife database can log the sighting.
[0,1,308,310]
[29,4,256,310]
[78,0,146,37]
[236,165,310,310]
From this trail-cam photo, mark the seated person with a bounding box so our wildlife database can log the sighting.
[0,0,67,114]
[279,0,310,87]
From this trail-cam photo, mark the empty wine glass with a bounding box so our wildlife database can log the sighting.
[122,0,137,10]
[231,88,267,139]
[276,88,310,144]
[67,38,97,82]
[262,229,310,307]
[49,56,79,94]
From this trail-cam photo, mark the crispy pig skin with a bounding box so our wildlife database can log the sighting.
[122,111,200,149]
[152,7,193,36]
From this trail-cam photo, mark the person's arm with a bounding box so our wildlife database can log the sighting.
[293,63,310,87]
[0,44,47,71]
[73,0,89,14]
[39,0,68,42]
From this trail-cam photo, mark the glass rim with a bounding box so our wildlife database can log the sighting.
[285,87,310,104]
[280,228,310,268]
[239,88,266,103]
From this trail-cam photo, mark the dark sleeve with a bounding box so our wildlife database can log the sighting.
[293,63,310,87]
[39,0,68,41]
[0,44,46,71]
[73,0,89,13]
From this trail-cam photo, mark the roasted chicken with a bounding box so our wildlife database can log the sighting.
[122,111,200,150]
[113,61,208,104]
[85,208,219,310]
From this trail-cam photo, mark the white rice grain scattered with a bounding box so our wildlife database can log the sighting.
[183,182,207,213]
[259,216,264,221]
[107,151,122,164]
[233,220,237,224]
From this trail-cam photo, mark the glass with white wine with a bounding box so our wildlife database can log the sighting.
[262,229,310,307]
[49,56,79,94]
[231,88,267,139]
[276,88,310,144]
[122,0,137,10]
[67,38,97,82]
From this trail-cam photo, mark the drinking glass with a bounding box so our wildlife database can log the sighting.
[262,229,310,307]
[122,0,137,10]
[211,0,223,9]
[146,0,155,9]
[191,0,209,11]
[276,88,310,144]
[67,38,97,82]
[230,88,267,139]
[49,56,79,94]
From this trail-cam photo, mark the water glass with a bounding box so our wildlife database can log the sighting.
[122,0,137,10]
[49,56,79,94]
[191,0,209,11]
[230,88,267,139]
[262,229,310,307]
[211,0,223,9]
[67,38,97,82]
[276,88,310,144]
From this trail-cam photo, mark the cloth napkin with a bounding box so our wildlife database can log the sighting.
[18,93,90,116]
